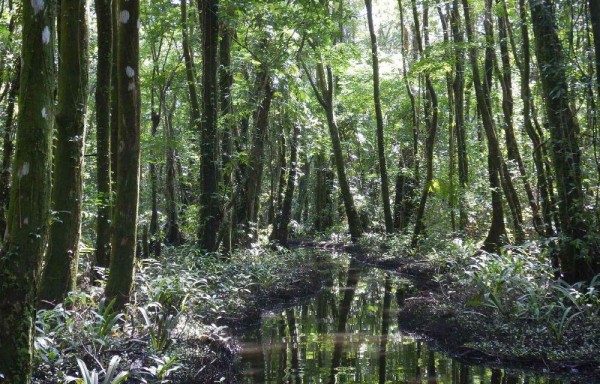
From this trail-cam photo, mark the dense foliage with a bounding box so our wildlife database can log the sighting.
[0,0,599,382]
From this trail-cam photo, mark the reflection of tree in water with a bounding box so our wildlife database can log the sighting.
[379,276,392,384]
[240,254,569,384]
[329,259,362,384]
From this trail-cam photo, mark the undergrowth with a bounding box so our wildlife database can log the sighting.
[360,233,600,367]
[32,245,328,383]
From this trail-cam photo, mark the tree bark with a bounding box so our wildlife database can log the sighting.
[104,0,141,310]
[365,0,393,233]
[590,0,600,92]
[514,0,554,236]
[234,69,274,244]
[411,0,439,247]
[197,0,221,252]
[394,0,418,231]
[530,0,599,282]
[270,123,300,246]
[94,0,113,268]
[39,0,89,306]
[462,0,508,252]
[164,96,183,245]
[0,0,56,380]
[0,61,19,242]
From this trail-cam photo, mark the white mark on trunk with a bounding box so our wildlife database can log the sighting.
[23,217,29,225]
[18,162,30,178]
[31,0,44,15]
[119,10,130,24]
[128,81,135,91]
[41,107,47,119]
[126,66,135,78]
[42,26,50,44]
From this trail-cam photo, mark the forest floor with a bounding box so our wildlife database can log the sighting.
[31,237,599,383]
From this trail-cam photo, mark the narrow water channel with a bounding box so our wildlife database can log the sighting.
[239,253,573,383]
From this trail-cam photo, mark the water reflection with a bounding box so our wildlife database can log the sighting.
[240,255,572,383]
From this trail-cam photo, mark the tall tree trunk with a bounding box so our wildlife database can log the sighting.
[411,1,439,247]
[462,0,508,252]
[149,110,160,256]
[0,0,56,380]
[394,0,418,231]
[323,66,363,241]
[104,0,141,310]
[234,70,274,244]
[0,62,19,242]
[514,0,554,236]
[496,0,542,237]
[198,0,221,251]
[110,0,119,194]
[219,24,235,251]
[94,0,112,268]
[39,0,89,306]
[294,155,311,222]
[270,123,300,246]
[481,0,524,244]
[438,6,457,232]
[164,95,183,245]
[590,0,600,91]
[314,153,334,232]
[365,0,393,233]
[530,0,600,283]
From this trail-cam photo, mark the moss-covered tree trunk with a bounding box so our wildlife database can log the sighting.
[462,0,508,252]
[394,0,418,232]
[365,0,393,233]
[39,0,89,306]
[110,0,119,194]
[104,0,141,310]
[517,0,554,236]
[496,0,543,235]
[0,62,19,241]
[411,1,440,246]
[0,1,56,381]
[270,123,300,246]
[589,0,600,92]
[530,0,600,283]
[94,0,113,268]
[451,0,469,232]
[235,70,274,244]
[198,0,221,252]
[164,96,183,245]
[304,61,363,241]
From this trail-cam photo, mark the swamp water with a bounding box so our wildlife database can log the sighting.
[240,253,582,384]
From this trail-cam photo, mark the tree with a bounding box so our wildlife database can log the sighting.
[411,0,440,246]
[364,0,393,233]
[530,0,600,283]
[94,0,113,268]
[198,0,221,251]
[0,0,56,380]
[104,0,141,310]
[462,0,508,252]
[39,0,90,305]
[270,122,301,246]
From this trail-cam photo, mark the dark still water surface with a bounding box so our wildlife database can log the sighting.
[239,253,583,384]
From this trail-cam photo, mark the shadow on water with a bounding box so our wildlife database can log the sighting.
[239,253,572,384]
